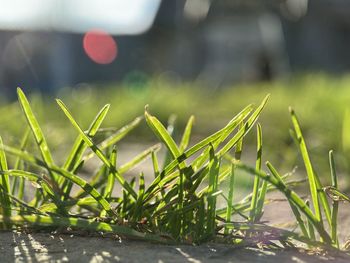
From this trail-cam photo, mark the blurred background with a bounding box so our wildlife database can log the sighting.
[0,0,350,189]
[2,0,350,94]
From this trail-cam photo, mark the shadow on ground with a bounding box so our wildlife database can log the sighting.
[1,231,350,263]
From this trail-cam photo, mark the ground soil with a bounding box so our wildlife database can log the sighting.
[1,199,350,262]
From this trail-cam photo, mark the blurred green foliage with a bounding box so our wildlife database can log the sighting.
[1,74,349,185]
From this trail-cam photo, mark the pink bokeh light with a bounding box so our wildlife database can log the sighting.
[83,30,117,64]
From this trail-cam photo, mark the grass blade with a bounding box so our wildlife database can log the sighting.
[17,88,57,183]
[329,150,339,246]
[63,104,110,171]
[290,108,331,225]
[83,116,142,161]
[61,104,110,199]
[119,144,161,174]
[0,136,11,220]
[179,115,195,152]
[145,107,181,159]
[56,99,137,199]
[206,146,220,237]
[266,161,309,239]
[11,129,30,199]
[236,161,332,244]
[0,215,172,243]
[249,123,262,222]
[224,163,235,234]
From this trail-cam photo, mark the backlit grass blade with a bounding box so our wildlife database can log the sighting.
[305,200,316,240]
[152,151,160,179]
[83,116,142,161]
[48,165,116,217]
[249,123,262,222]
[236,161,332,244]
[290,108,331,225]
[161,104,253,175]
[224,163,235,234]
[56,99,137,199]
[206,146,220,237]
[119,144,161,174]
[0,215,172,243]
[145,107,181,159]
[11,128,30,200]
[224,121,244,234]
[144,105,253,200]
[149,96,268,203]
[100,146,117,218]
[217,94,270,158]
[132,172,145,222]
[266,161,309,238]
[61,104,110,199]
[2,144,116,217]
[63,104,110,172]
[2,144,46,168]
[2,170,56,200]
[104,145,117,199]
[0,136,11,219]
[329,150,339,246]
[290,108,320,220]
[179,115,195,152]
[17,88,57,183]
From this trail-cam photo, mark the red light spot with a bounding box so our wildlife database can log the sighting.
[83,30,117,64]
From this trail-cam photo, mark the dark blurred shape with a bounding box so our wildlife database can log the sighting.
[1,0,350,98]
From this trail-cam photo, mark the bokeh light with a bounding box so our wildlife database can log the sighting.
[83,30,117,64]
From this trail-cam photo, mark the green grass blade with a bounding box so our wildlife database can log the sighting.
[224,120,244,234]
[0,136,11,219]
[83,116,142,161]
[17,88,57,183]
[132,172,145,222]
[206,146,220,237]
[305,200,316,240]
[290,108,320,220]
[2,170,56,199]
[48,165,116,217]
[145,108,181,159]
[105,145,117,199]
[224,163,235,234]
[144,105,253,200]
[249,123,262,222]
[61,104,110,199]
[217,94,269,158]
[1,144,116,217]
[100,146,117,218]
[161,104,253,175]
[119,144,161,174]
[179,115,195,152]
[56,99,137,199]
[329,150,339,246]
[290,108,331,225]
[63,104,110,172]
[236,161,332,244]
[11,129,30,200]
[266,161,309,238]
[0,215,172,243]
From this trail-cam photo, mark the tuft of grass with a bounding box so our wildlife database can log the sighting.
[0,88,349,252]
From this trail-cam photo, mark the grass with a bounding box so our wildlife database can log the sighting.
[0,86,350,252]
[2,74,350,178]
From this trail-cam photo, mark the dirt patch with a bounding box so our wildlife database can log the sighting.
[1,230,350,263]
